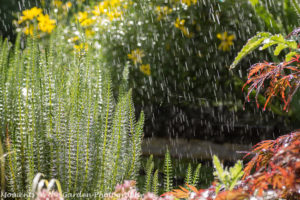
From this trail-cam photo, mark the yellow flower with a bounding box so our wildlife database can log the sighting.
[69,36,79,42]
[66,2,72,8]
[174,0,197,6]
[128,49,145,65]
[53,0,63,7]
[85,29,95,38]
[174,18,185,29]
[174,18,193,38]
[140,64,151,76]
[74,43,88,52]
[107,10,123,21]
[81,18,95,27]
[217,32,235,51]
[155,6,172,21]
[77,12,94,27]
[62,2,72,10]
[18,7,42,24]
[24,24,34,35]
[37,14,56,33]
[77,11,88,23]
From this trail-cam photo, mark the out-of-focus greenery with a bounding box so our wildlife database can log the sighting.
[3,0,300,131]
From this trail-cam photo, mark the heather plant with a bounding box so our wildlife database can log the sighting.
[0,31,144,198]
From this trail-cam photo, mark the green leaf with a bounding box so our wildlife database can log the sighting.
[213,155,225,183]
[192,164,201,187]
[152,169,159,195]
[229,160,244,190]
[290,0,300,17]
[184,163,192,185]
[230,32,272,69]
[164,149,173,192]
[285,51,298,61]
[274,43,288,56]
[249,0,259,6]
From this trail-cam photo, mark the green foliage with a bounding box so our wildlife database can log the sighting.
[0,138,4,193]
[192,163,201,187]
[290,0,300,18]
[184,163,192,186]
[230,32,299,69]
[249,0,281,32]
[152,169,159,195]
[163,149,173,192]
[144,155,154,193]
[213,155,244,194]
[0,32,144,198]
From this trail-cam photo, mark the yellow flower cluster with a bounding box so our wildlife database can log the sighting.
[92,0,129,21]
[174,18,194,38]
[173,0,197,6]
[18,7,56,35]
[37,14,56,34]
[77,11,95,27]
[155,6,172,21]
[128,49,151,76]
[18,7,42,24]
[217,32,235,51]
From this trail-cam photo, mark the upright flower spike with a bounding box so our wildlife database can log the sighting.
[217,32,235,51]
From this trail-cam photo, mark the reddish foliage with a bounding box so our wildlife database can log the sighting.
[241,131,300,199]
[162,131,300,200]
[243,55,300,111]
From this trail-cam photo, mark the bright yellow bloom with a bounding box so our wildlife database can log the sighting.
[92,0,125,21]
[174,18,185,29]
[107,10,123,21]
[217,32,235,51]
[174,18,193,38]
[85,29,95,38]
[53,0,63,7]
[140,64,151,76]
[77,11,88,23]
[81,18,95,27]
[18,7,42,24]
[77,12,94,27]
[24,25,34,35]
[128,49,145,65]
[74,43,88,52]
[62,2,72,10]
[69,36,79,42]
[37,14,56,33]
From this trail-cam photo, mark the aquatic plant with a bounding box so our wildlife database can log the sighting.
[0,31,144,198]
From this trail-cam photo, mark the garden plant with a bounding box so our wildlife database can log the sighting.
[0,0,300,200]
